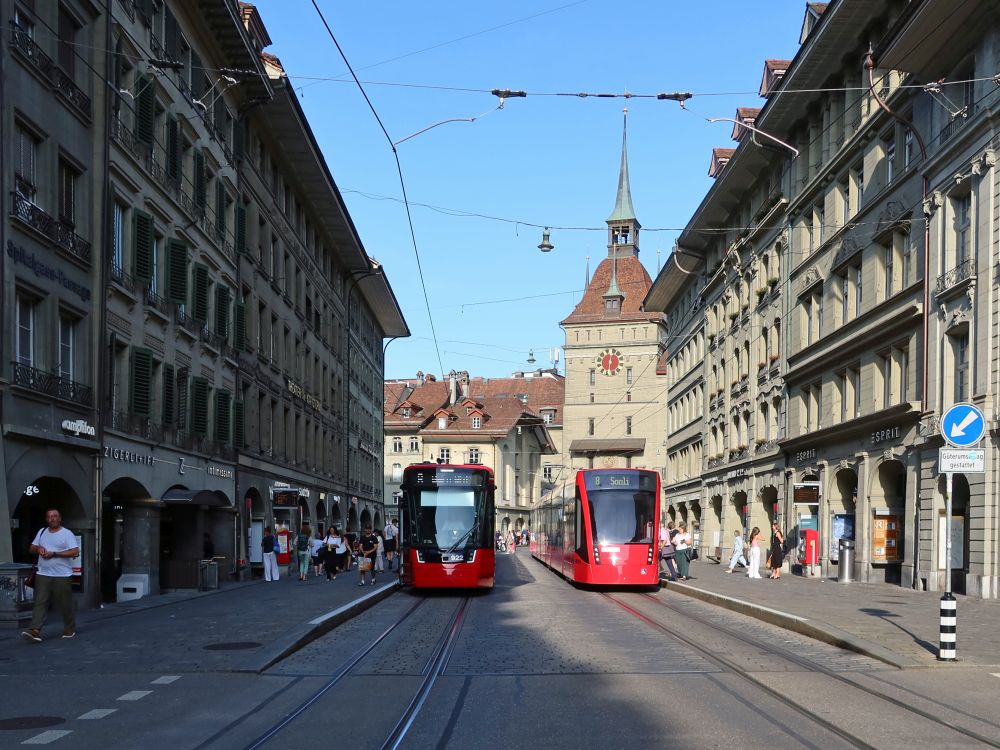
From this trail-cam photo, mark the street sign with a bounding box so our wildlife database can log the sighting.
[940,403,986,448]
[939,448,985,473]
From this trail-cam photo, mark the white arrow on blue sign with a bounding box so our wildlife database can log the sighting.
[940,403,986,448]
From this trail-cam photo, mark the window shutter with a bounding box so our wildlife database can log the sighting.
[190,51,204,100]
[194,151,207,211]
[166,116,180,179]
[136,75,155,145]
[235,302,246,350]
[192,263,210,322]
[162,363,175,425]
[215,181,226,239]
[165,239,188,304]
[234,399,245,448]
[176,367,189,430]
[215,389,232,443]
[214,285,231,338]
[130,348,153,417]
[191,378,210,436]
[164,6,179,61]
[132,210,154,283]
[233,119,245,161]
[235,204,246,254]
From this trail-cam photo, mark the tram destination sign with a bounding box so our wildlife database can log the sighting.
[410,468,485,488]
[584,471,657,492]
[938,448,985,474]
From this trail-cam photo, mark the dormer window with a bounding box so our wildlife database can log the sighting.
[437,416,447,430]
[471,416,481,429]
[542,410,554,424]
[606,298,619,310]
[401,407,411,418]
[466,406,472,415]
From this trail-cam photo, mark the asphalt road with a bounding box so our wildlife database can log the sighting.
[3,551,1000,749]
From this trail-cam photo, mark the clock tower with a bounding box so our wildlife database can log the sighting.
[560,111,668,474]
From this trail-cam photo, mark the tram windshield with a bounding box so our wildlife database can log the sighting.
[404,467,488,548]
[583,471,657,545]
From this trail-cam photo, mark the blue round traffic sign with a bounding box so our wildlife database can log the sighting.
[940,403,986,448]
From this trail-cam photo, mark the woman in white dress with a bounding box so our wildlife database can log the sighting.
[747,526,762,578]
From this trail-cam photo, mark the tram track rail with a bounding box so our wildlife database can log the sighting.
[236,595,469,750]
[602,591,1000,749]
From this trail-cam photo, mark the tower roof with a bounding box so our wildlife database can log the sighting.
[562,256,660,325]
[607,111,637,224]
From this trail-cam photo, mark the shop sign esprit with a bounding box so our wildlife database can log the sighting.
[871,425,901,445]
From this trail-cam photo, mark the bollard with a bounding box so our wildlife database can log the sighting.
[938,592,957,661]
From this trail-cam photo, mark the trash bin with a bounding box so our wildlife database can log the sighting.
[199,560,219,591]
[837,539,854,583]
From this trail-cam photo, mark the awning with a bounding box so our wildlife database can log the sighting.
[161,489,230,507]
[568,438,646,454]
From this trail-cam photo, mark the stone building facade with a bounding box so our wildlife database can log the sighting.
[646,0,1000,598]
[1,0,407,606]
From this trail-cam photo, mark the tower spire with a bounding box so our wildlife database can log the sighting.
[607,108,636,223]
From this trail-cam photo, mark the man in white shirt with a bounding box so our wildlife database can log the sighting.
[383,518,399,570]
[22,509,79,642]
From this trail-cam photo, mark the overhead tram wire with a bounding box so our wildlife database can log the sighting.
[308,0,446,381]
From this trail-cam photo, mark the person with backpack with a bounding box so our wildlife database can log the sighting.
[295,523,312,581]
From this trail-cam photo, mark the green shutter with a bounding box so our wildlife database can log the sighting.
[190,51,204,100]
[164,239,188,304]
[194,151,206,210]
[234,302,246,350]
[191,378,210,436]
[214,285,231,338]
[176,367,189,431]
[166,116,180,179]
[162,363,175,425]
[192,263,210,322]
[235,204,246,254]
[136,75,155,145]
[215,389,232,443]
[130,348,153,417]
[132,210,154,283]
[164,6,179,60]
[234,399,245,448]
[215,181,226,239]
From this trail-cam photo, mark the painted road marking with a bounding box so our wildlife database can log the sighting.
[117,690,153,701]
[78,709,116,720]
[991,673,1000,679]
[151,675,181,685]
[308,581,398,625]
[22,730,73,744]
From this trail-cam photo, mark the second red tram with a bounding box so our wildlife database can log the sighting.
[531,468,660,586]
[399,463,496,589]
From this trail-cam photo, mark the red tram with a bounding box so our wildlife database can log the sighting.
[398,463,496,589]
[531,468,660,586]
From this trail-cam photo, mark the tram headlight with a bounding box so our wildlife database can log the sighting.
[466,549,476,563]
[593,547,601,564]
[415,550,424,563]
[647,544,654,564]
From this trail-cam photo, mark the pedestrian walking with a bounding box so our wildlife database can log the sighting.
[309,535,324,577]
[261,526,279,581]
[747,526,763,578]
[768,522,785,580]
[22,509,79,642]
[295,523,312,581]
[674,523,693,580]
[358,525,378,586]
[658,523,678,581]
[343,531,356,573]
[383,518,399,570]
[324,527,345,580]
[725,529,748,573]
[505,530,516,554]
[375,530,386,573]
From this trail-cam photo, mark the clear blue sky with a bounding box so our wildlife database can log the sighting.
[255,1,804,379]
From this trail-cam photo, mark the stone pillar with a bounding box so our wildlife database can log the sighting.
[122,501,160,594]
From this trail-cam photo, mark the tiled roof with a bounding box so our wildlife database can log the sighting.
[807,2,829,14]
[709,147,736,177]
[417,396,542,440]
[383,380,449,427]
[764,59,792,71]
[656,349,670,376]
[736,107,762,120]
[468,374,565,424]
[562,256,659,325]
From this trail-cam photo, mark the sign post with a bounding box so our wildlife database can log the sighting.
[937,403,986,661]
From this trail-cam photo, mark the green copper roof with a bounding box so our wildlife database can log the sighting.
[607,111,636,223]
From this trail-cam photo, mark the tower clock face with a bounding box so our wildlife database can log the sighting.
[597,349,623,376]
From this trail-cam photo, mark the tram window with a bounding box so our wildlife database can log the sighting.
[414,487,478,547]
[587,485,655,544]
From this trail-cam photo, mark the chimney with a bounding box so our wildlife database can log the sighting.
[448,372,458,405]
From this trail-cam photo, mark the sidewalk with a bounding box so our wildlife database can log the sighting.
[0,566,398,674]
[663,560,1000,669]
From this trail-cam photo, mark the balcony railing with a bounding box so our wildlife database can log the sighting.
[111,115,139,156]
[111,410,164,442]
[110,263,135,292]
[10,23,91,120]
[12,361,93,407]
[936,256,975,295]
[11,192,91,263]
[707,455,726,469]
[939,104,978,146]
[143,287,170,316]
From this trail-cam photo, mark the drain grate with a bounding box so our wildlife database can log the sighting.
[0,716,66,731]
[203,641,262,651]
